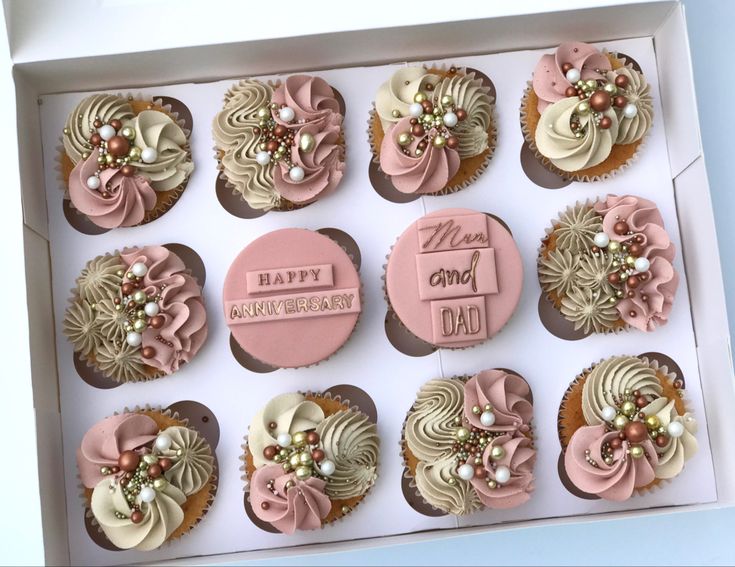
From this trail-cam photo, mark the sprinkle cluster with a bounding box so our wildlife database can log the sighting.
[251,103,312,182]
[260,427,336,492]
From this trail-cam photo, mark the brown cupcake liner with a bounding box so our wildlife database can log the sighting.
[57,95,193,229]
[519,52,649,183]
[213,78,347,215]
[367,64,497,198]
[240,388,379,531]
[557,355,689,498]
[537,198,628,335]
[79,405,218,550]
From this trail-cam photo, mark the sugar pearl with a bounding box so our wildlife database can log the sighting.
[140,486,156,503]
[289,166,305,182]
[457,463,475,481]
[593,232,610,248]
[131,262,148,277]
[98,124,116,141]
[634,257,650,273]
[442,112,458,127]
[126,332,142,347]
[565,68,581,84]
[155,434,172,451]
[141,147,158,164]
[86,176,101,190]
[319,459,335,476]
[276,433,292,447]
[601,406,617,422]
[480,411,496,427]
[255,151,271,166]
[667,421,685,438]
[494,465,511,484]
[409,102,424,118]
[623,103,638,118]
[144,302,159,317]
[279,106,295,123]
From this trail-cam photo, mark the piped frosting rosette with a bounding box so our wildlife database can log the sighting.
[370,65,496,196]
[521,41,653,181]
[63,245,208,384]
[61,94,194,228]
[402,370,535,516]
[76,408,215,551]
[559,355,697,501]
[212,75,346,212]
[537,194,678,334]
[242,391,379,534]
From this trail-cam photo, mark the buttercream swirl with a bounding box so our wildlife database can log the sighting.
[120,246,208,375]
[157,426,214,496]
[248,393,325,468]
[576,252,615,296]
[63,300,103,356]
[250,464,331,534]
[212,79,278,210]
[271,75,342,129]
[405,379,464,462]
[560,287,620,334]
[379,116,460,194]
[75,253,125,304]
[582,356,663,425]
[124,110,193,192]
[68,148,157,228]
[607,67,653,144]
[414,456,482,515]
[554,202,602,253]
[464,370,533,433]
[538,249,579,297]
[64,94,134,164]
[95,342,149,383]
[95,297,128,344]
[535,96,619,172]
[315,410,379,500]
[375,67,441,131]
[472,434,535,509]
[91,478,186,551]
[642,397,698,479]
[565,424,657,501]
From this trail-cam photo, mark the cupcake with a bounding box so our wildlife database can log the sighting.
[77,407,216,550]
[402,370,535,515]
[385,208,522,349]
[369,65,496,197]
[558,354,697,501]
[212,75,345,213]
[63,245,208,384]
[223,228,361,369]
[520,42,653,181]
[60,94,194,229]
[242,389,379,533]
[537,194,678,335]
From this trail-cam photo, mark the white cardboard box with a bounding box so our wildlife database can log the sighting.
[4,0,735,564]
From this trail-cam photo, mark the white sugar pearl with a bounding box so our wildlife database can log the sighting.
[131,262,148,277]
[480,411,496,427]
[634,257,650,273]
[141,147,158,164]
[98,124,116,141]
[86,176,101,190]
[667,421,685,438]
[279,106,295,123]
[140,486,156,503]
[565,68,581,84]
[593,232,610,248]
[494,465,511,484]
[443,111,458,127]
[623,103,638,119]
[255,151,271,166]
[126,332,142,347]
[601,406,617,422]
[144,302,159,317]
[277,433,292,447]
[318,459,335,476]
[155,434,172,451]
[289,166,305,182]
[457,463,475,481]
[409,102,423,118]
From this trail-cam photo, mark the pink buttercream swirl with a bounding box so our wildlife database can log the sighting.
[271,75,342,129]
[68,148,157,228]
[76,413,158,488]
[379,116,460,195]
[120,246,208,374]
[273,123,345,204]
[565,424,658,501]
[532,41,612,113]
[250,464,331,534]
[594,194,679,332]
[463,370,533,434]
[472,434,536,509]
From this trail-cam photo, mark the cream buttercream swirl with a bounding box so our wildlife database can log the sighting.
[375,67,441,131]
[212,79,278,210]
[124,110,193,192]
[248,393,325,468]
[433,71,494,159]
[315,410,379,500]
[63,300,103,356]
[157,426,214,496]
[75,253,125,304]
[90,478,186,551]
[607,67,653,145]
[582,356,663,425]
[414,456,482,515]
[405,379,464,462]
[535,96,618,172]
[64,94,134,164]
[559,287,619,334]
[642,397,698,479]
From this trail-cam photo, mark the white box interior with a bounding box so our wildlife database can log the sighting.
[9,1,735,565]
